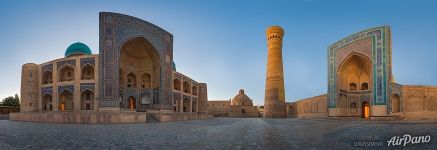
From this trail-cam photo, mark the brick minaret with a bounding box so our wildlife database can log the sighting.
[263,26,287,118]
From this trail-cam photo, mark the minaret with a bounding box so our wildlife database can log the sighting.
[263,26,287,118]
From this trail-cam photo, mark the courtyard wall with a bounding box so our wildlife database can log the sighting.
[287,94,328,118]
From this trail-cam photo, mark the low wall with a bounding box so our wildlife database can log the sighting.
[0,106,20,114]
[150,112,213,122]
[287,94,328,118]
[403,111,437,120]
[401,85,437,120]
[9,112,147,124]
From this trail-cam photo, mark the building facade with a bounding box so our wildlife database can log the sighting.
[207,89,260,117]
[287,26,437,120]
[17,12,209,123]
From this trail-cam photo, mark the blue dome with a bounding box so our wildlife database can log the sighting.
[65,42,92,57]
[172,61,176,71]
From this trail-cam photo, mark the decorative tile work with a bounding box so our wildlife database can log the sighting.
[41,86,53,95]
[153,88,159,104]
[183,95,191,101]
[57,59,76,69]
[328,26,391,108]
[124,89,138,100]
[80,83,95,92]
[99,12,173,109]
[388,82,403,113]
[41,64,53,73]
[173,92,181,100]
[58,85,74,93]
[139,90,152,107]
[80,58,95,67]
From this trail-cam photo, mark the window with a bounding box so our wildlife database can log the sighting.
[128,79,132,88]
[86,93,91,100]
[42,71,53,84]
[174,79,181,90]
[349,83,357,90]
[142,79,145,88]
[361,83,368,90]
[127,73,136,88]
[60,66,74,82]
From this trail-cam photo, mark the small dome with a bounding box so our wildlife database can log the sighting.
[172,61,176,71]
[65,42,92,57]
[231,89,253,106]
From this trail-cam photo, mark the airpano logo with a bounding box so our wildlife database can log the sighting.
[387,134,431,147]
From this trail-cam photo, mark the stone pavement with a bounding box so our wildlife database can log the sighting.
[0,114,8,120]
[0,118,436,149]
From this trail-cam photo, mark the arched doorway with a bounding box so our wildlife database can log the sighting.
[128,96,136,111]
[174,79,181,91]
[391,94,400,113]
[338,54,372,92]
[183,81,190,94]
[59,90,73,111]
[183,98,190,112]
[81,90,94,110]
[81,64,94,80]
[59,66,75,82]
[362,102,370,118]
[119,37,160,111]
[42,71,53,84]
[141,73,151,89]
[42,94,52,110]
[192,100,197,113]
[338,53,372,116]
[192,86,197,96]
[126,73,137,88]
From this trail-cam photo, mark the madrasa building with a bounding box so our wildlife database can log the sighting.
[285,26,437,120]
[12,12,211,123]
[207,89,260,117]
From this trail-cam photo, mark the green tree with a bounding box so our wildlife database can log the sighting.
[2,94,20,107]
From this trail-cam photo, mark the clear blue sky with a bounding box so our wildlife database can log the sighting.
[1,0,436,105]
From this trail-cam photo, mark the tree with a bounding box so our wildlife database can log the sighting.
[2,94,20,107]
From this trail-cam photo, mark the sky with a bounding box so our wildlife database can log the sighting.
[0,0,436,106]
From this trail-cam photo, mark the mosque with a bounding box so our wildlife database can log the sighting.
[284,26,437,120]
[12,12,210,123]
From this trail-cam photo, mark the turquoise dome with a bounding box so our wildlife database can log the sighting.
[65,42,92,57]
[172,61,176,71]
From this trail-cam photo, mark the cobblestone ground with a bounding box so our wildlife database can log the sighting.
[1,118,436,150]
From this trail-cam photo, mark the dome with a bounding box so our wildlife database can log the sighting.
[65,42,92,57]
[231,89,253,106]
[172,61,176,71]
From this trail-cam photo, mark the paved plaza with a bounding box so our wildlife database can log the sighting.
[0,117,436,149]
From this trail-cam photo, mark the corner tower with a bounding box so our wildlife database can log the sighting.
[21,63,39,112]
[263,26,287,118]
